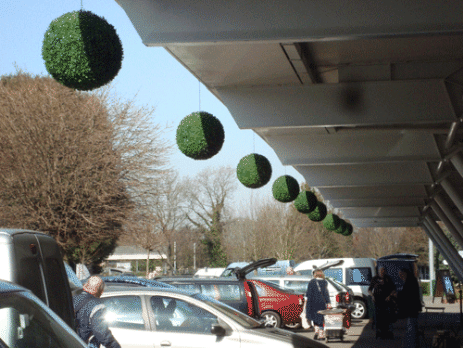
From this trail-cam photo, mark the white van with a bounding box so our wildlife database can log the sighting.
[294,258,376,319]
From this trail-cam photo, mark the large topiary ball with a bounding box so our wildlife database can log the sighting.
[176,111,225,160]
[236,153,272,188]
[307,202,327,222]
[42,10,123,91]
[334,219,346,234]
[272,175,300,202]
[342,223,353,236]
[323,214,341,231]
[294,191,318,213]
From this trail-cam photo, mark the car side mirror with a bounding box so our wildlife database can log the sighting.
[211,324,226,336]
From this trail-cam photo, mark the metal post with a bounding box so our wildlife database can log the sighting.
[430,200,463,249]
[441,178,463,216]
[422,220,462,281]
[424,216,463,281]
[429,238,435,298]
[450,152,463,177]
[434,193,463,240]
[174,241,177,274]
[193,243,196,270]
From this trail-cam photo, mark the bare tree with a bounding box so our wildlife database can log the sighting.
[183,166,237,267]
[0,72,171,266]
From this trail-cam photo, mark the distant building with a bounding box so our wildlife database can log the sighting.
[106,245,167,272]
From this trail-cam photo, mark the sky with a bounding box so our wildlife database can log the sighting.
[0,0,306,214]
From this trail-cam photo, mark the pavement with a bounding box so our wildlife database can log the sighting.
[294,296,463,347]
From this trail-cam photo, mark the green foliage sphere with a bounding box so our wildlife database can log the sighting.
[294,191,318,213]
[236,153,272,188]
[342,223,353,236]
[334,219,346,234]
[323,214,341,231]
[272,175,300,203]
[176,111,225,160]
[307,202,327,222]
[42,10,123,91]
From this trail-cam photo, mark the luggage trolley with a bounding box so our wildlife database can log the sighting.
[318,308,350,343]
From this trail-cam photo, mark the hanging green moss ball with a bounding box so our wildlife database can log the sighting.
[236,153,272,188]
[42,10,123,91]
[176,111,225,160]
[307,202,327,222]
[342,223,353,236]
[334,219,346,234]
[294,191,318,213]
[272,175,300,202]
[323,214,341,231]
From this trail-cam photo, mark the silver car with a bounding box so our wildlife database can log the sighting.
[0,280,87,348]
[100,287,328,348]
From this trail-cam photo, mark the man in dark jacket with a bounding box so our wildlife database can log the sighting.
[398,268,422,348]
[73,276,121,348]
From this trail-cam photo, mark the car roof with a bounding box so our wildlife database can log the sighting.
[0,280,28,294]
[158,277,241,283]
[102,276,175,288]
[102,285,196,297]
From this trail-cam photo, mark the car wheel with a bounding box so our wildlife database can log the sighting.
[261,311,282,328]
[285,322,301,329]
[351,299,367,319]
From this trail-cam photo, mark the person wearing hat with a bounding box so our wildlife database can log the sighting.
[73,276,121,348]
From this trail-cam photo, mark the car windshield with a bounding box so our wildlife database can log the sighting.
[190,293,261,328]
[0,291,84,348]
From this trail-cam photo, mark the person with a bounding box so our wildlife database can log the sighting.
[398,268,422,348]
[73,276,121,348]
[368,266,397,339]
[305,269,332,340]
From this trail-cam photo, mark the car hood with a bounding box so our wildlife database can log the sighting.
[245,327,328,347]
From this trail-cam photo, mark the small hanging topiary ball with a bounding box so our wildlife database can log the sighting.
[334,219,346,234]
[236,153,272,188]
[323,214,341,231]
[294,190,318,213]
[307,201,327,222]
[42,10,123,91]
[176,111,225,160]
[342,223,353,236]
[272,175,300,202]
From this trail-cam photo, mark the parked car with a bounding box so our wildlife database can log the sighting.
[100,286,328,348]
[295,258,376,319]
[159,258,305,329]
[251,275,354,309]
[0,280,86,348]
[194,267,225,278]
[0,228,76,329]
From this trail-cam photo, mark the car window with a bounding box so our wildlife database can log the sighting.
[150,296,217,334]
[324,268,343,283]
[102,296,145,330]
[284,280,309,293]
[171,283,200,294]
[199,284,241,301]
[346,267,372,286]
[0,292,84,348]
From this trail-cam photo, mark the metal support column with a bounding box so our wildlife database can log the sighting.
[422,220,457,272]
[429,238,435,297]
[424,216,463,281]
[434,192,463,240]
[429,200,463,249]
[450,152,463,177]
[441,178,463,216]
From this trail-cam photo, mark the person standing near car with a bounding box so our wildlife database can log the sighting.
[305,269,332,340]
[73,276,121,348]
[397,268,422,348]
[368,266,397,339]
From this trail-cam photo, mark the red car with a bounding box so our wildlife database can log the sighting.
[247,278,304,328]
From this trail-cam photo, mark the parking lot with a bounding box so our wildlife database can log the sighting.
[295,296,463,347]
